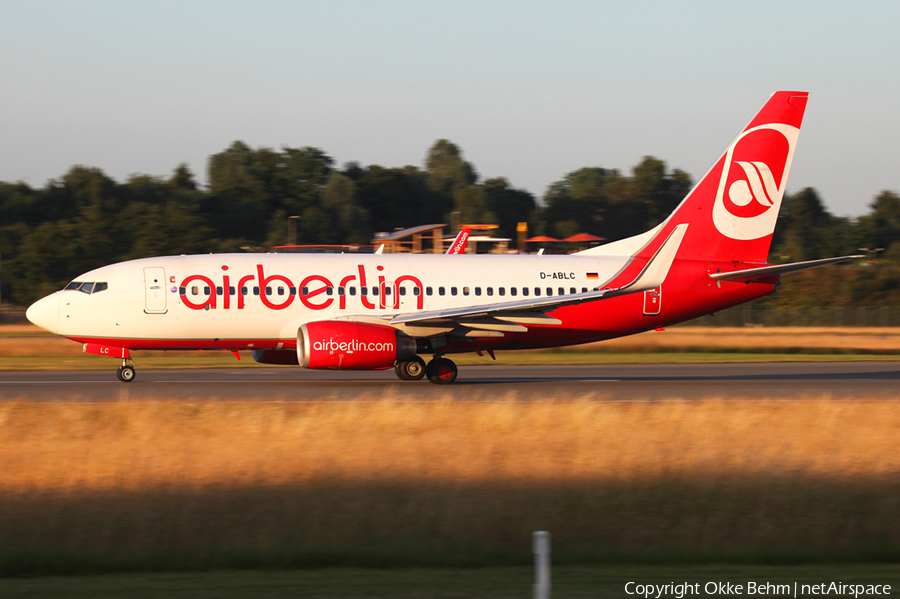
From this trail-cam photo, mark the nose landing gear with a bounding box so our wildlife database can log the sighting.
[116,357,136,383]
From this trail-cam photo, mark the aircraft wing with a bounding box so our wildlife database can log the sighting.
[709,255,863,283]
[389,224,687,332]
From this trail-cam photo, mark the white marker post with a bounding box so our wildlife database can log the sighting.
[533,530,551,599]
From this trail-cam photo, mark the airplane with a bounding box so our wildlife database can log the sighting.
[445,227,471,255]
[25,91,861,384]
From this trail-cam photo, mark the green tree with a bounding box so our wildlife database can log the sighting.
[857,191,900,257]
[425,139,477,193]
[355,166,443,233]
[541,167,612,239]
[774,188,838,261]
[322,171,371,244]
[482,177,536,240]
[453,185,494,226]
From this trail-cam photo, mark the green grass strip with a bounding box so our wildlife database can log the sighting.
[2,565,899,598]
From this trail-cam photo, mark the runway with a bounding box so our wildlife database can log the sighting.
[1,362,899,401]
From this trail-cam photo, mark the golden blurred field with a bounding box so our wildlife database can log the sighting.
[1,396,899,573]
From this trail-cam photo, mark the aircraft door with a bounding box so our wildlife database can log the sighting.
[643,286,661,316]
[144,267,167,314]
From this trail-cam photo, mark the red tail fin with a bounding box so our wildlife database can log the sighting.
[581,92,809,266]
[666,91,808,263]
[446,227,471,254]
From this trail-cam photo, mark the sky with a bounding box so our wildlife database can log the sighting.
[1,0,898,217]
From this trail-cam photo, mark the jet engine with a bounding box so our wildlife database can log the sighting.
[297,320,416,370]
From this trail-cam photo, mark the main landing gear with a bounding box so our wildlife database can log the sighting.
[395,356,458,385]
[116,358,136,383]
[395,355,426,380]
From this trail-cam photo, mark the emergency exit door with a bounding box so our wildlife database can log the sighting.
[643,286,661,315]
[144,267,167,313]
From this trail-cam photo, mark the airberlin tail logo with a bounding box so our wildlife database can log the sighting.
[730,161,777,211]
[712,123,800,240]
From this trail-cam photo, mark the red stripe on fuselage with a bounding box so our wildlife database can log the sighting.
[67,337,297,352]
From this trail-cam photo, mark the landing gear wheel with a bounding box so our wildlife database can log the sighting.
[395,356,426,381]
[426,357,458,385]
[117,366,136,383]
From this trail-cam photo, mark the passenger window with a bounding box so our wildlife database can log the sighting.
[451,287,457,296]
[463,286,470,296]
[582,287,588,293]
[498,287,504,296]
[474,287,481,296]
[93,282,108,293]
[399,286,406,296]
[360,286,367,296]
[192,286,199,295]
[426,287,432,296]
[277,287,284,296]
[439,287,445,296]
[265,287,272,296]
[510,287,517,296]
[570,288,576,294]
[372,287,379,296]
[241,287,248,296]
[338,287,345,296]
[522,287,529,296]
[229,286,236,296]
[253,287,260,296]
[349,287,356,296]
[204,286,211,295]
[289,286,296,296]
[413,287,420,296]
[558,287,564,296]
[384,287,391,296]
[326,287,333,296]
[534,287,541,296]
[216,286,223,296]
[302,287,309,295]
[179,286,186,295]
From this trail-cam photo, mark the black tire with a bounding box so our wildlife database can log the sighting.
[395,356,426,381]
[405,356,426,380]
[426,357,458,385]
[394,361,411,380]
[117,366,136,383]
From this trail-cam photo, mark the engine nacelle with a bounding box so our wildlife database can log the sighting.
[298,320,416,370]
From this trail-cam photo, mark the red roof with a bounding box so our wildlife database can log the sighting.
[563,233,605,242]
[525,235,560,243]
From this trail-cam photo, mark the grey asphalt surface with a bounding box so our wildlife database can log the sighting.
[0,362,899,401]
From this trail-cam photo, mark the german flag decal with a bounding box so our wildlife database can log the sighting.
[586,272,599,279]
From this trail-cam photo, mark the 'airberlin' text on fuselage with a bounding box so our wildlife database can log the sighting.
[179,264,423,312]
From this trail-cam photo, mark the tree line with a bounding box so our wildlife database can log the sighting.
[1,139,898,307]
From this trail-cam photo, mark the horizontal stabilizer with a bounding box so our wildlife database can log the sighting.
[709,255,863,282]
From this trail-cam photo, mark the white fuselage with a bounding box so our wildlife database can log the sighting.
[29,252,632,347]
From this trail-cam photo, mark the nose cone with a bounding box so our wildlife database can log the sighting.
[26,293,60,334]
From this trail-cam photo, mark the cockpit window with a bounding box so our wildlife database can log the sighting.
[64,281,108,294]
